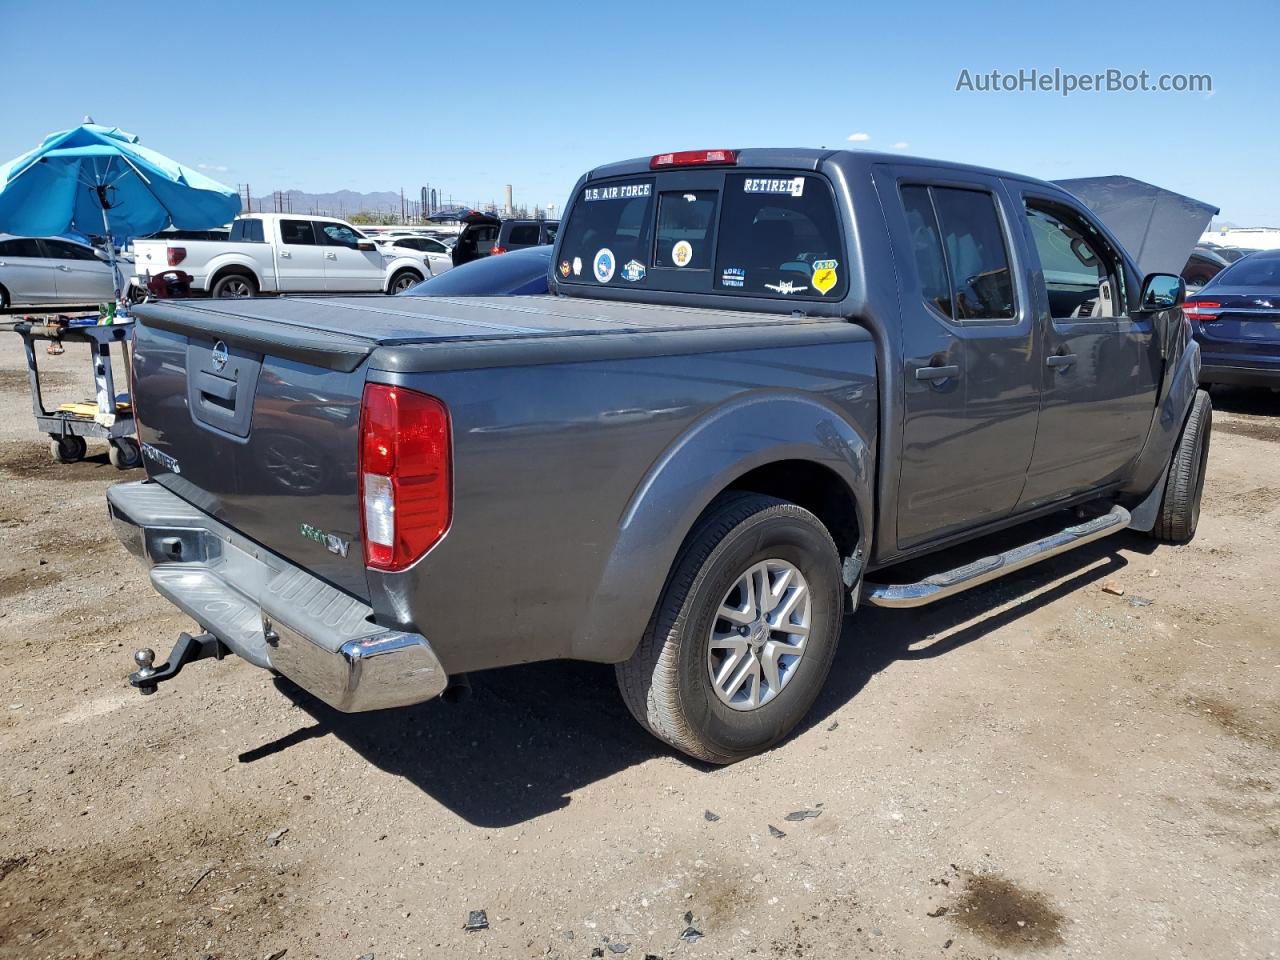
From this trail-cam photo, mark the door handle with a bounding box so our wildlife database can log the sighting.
[914,364,961,382]
[324,252,336,260]
[58,265,71,271]
[279,250,292,258]
[1046,353,1077,369]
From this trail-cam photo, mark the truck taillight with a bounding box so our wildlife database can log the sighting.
[359,384,452,571]
[650,149,738,169]
[167,247,187,267]
[1183,300,1221,322]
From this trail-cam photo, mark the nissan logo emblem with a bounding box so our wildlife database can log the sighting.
[211,340,229,373]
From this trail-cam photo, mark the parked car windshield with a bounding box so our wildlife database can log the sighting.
[1208,251,1280,287]
[400,246,551,296]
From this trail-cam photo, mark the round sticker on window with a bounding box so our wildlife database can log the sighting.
[593,248,616,283]
[672,240,693,267]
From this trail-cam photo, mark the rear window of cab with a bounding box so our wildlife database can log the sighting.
[556,171,847,302]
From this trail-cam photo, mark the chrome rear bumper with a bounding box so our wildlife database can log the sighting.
[107,480,447,711]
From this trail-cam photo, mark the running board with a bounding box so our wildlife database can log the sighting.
[862,504,1131,609]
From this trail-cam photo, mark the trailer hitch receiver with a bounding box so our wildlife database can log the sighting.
[129,631,228,695]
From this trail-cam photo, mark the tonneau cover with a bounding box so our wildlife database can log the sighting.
[134,295,815,372]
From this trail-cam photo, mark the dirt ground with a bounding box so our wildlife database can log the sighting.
[0,329,1276,960]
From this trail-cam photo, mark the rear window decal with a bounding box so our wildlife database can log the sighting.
[721,267,745,288]
[812,259,838,295]
[573,257,582,276]
[623,259,646,282]
[593,248,616,283]
[559,259,571,278]
[584,183,652,202]
[765,280,808,295]
[672,241,693,267]
[743,176,805,197]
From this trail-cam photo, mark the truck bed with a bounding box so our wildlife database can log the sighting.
[135,295,840,371]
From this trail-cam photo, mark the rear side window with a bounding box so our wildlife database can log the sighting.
[901,186,1015,321]
[43,240,99,261]
[506,223,541,246]
[0,238,43,258]
[280,220,316,245]
[230,219,265,243]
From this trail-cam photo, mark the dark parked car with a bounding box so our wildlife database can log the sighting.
[110,147,1205,764]
[1186,248,1280,388]
[450,213,559,268]
[400,245,551,297]
[1183,245,1231,291]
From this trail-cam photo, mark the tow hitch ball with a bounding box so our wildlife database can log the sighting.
[129,631,227,695]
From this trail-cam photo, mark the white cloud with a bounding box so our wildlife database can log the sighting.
[846,132,870,142]
[197,163,229,172]
[893,141,910,149]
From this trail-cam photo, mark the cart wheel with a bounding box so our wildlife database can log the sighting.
[50,435,88,463]
[109,438,142,471]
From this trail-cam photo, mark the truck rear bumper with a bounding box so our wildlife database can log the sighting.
[107,480,448,712]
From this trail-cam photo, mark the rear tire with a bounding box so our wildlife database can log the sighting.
[616,493,844,764]
[211,272,257,299]
[49,435,87,463]
[388,270,422,294]
[1152,389,1212,544]
[0,285,10,310]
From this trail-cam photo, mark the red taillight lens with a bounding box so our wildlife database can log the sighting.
[359,384,451,571]
[167,246,187,267]
[650,149,738,169]
[490,245,508,256]
[1183,299,1222,322]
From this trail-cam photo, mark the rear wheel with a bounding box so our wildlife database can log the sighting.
[0,285,9,310]
[49,434,87,463]
[616,493,844,764]
[1152,389,1212,544]
[388,270,422,294]
[108,437,142,470]
[211,273,257,299]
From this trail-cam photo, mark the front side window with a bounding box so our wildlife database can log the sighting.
[714,174,845,299]
[319,223,363,248]
[1025,204,1120,319]
[279,220,317,245]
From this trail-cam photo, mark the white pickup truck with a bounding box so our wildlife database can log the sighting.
[132,213,432,298]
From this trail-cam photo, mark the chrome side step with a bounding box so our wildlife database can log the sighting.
[862,504,1131,609]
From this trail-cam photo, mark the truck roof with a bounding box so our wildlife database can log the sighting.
[585,147,1060,193]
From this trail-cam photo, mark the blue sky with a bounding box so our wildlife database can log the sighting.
[4,0,1277,223]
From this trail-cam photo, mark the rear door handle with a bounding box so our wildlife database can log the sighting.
[914,364,961,382]
[324,252,336,260]
[1046,353,1078,369]
[279,250,292,258]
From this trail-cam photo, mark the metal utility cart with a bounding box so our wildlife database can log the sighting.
[7,315,141,469]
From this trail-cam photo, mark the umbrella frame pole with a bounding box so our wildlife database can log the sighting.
[98,199,123,304]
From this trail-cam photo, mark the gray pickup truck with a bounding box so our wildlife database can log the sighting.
[108,148,1208,764]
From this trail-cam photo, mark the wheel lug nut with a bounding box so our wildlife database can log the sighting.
[738,625,750,636]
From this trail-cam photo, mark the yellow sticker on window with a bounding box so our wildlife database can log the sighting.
[812,259,838,295]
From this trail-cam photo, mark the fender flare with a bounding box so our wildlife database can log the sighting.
[572,392,875,663]
[206,256,263,294]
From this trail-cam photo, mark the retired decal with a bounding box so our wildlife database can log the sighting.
[743,176,805,197]
[811,259,839,295]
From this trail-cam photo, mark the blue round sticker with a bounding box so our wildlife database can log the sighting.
[593,248,615,283]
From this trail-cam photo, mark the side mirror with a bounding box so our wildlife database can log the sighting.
[1138,273,1185,312]
[356,240,376,252]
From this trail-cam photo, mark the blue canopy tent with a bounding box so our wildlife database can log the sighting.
[0,121,241,300]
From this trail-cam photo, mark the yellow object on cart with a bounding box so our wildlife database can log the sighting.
[58,400,133,417]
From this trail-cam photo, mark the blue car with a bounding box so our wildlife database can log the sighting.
[1186,249,1280,388]
[400,243,552,297]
